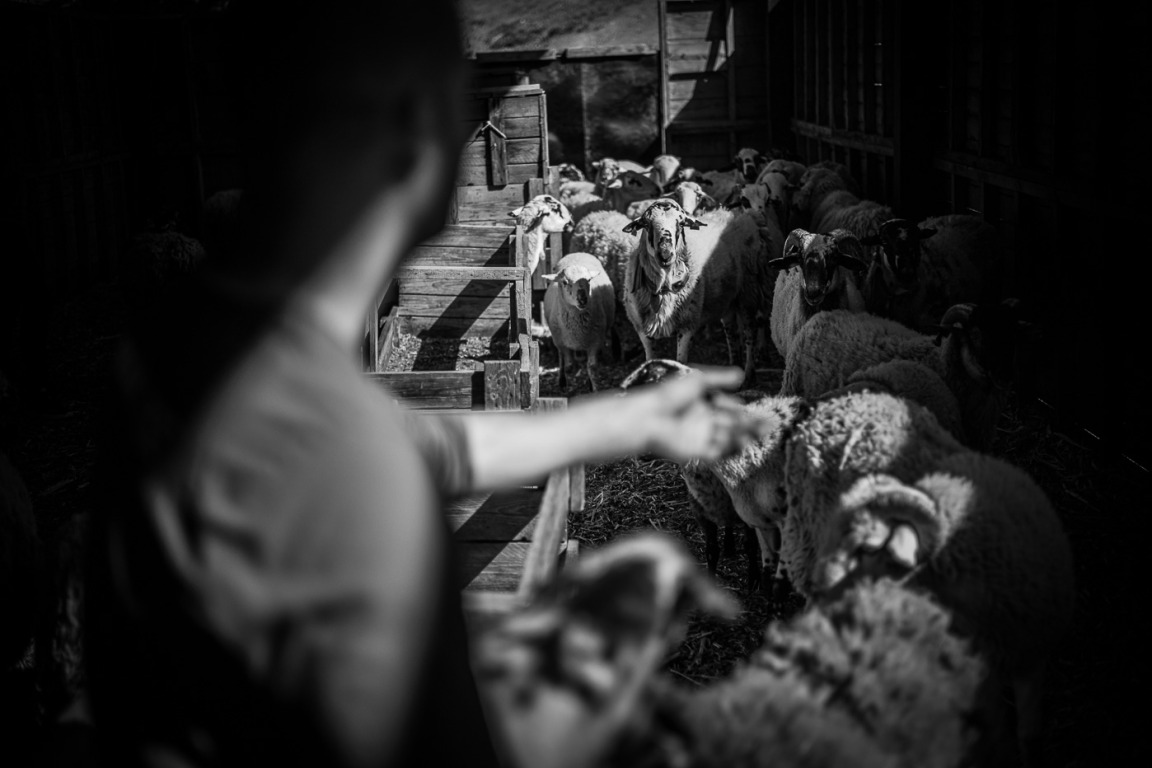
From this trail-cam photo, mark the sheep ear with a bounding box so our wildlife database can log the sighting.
[782,229,808,258]
[683,217,707,229]
[918,227,938,239]
[831,231,869,272]
[541,273,558,284]
[767,254,801,269]
[509,207,523,218]
[622,219,646,234]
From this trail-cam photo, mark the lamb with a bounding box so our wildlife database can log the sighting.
[614,578,1008,768]
[776,388,1074,765]
[767,228,868,360]
[508,194,573,278]
[542,253,618,391]
[619,360,762,589]
[622,200,773,385]
[860,215,1007,332]
[781,301,1023,450]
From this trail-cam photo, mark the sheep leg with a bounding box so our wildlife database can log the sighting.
[755,525,788,598]
[693,501,720,575]
[585,346,601,392]
[675,329,695,365]
[557,345,570,389]
[739,313,757,387]
[640,333,656,362]
[720,316,738,367]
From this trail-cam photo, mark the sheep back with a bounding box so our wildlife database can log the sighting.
[569,210,636,295]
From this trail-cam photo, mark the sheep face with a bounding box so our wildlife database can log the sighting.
[738,182,771,216]
[543,265,597,310]
[662,181,710,215]
[623,199,705,268]
[510,194,573,234]
[770,229,869,307]
[592,157,622,186]
[648,154,682,187]
[861,218,938,287]
[734,147,765,181]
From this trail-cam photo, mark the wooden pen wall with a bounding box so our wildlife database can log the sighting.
[785,0,1151,467]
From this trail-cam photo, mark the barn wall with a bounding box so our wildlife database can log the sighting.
[784,0,1151,467]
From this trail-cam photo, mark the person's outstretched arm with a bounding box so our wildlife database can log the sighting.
[406,366,769,497]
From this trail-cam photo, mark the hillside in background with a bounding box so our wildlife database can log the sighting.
[459,0,657,52]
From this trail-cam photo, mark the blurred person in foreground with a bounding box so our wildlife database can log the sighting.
[85,2,767,767]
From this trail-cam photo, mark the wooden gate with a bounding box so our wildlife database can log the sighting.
[658,0,774,170]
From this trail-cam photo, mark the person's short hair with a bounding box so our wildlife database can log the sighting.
[221,0,469,291]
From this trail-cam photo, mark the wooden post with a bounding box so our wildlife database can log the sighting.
[484,359,522,411]
[487,96,508,187]
[518,397,572,599]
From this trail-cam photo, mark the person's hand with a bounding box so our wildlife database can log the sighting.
[613,360,773,463]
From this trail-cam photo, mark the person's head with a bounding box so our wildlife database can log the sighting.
[221,0,468,300]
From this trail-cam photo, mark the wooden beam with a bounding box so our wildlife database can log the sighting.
[790,119,894,155]
[367,371,478,410]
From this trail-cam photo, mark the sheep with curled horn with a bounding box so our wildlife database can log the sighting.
[768,228,869,360]
[621,199,772,385]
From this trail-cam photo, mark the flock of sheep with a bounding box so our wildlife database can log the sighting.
[496,148,1075,767]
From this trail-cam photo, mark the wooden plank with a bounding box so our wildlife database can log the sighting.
[668,74,729,101]
[367,371,478,410]
[538,92,549,178]
[400,292,512,320]
[457,162,540,188]
[378,306,399,375]
[564,44,658,59]
[420,224,514,249]
[500,115,543,141]
[659,0,669,147]
[570,460,585,514]
[447,486,544,541]
[456,542,531,592]
[406,244,513,267]
[459,138,540,168]
[487,96,508,186]
[518,470,570,598]
[460,92,542,122]
[398,267,525,295]
[484,359,522,411]
[666,6,725,42]
[403,315,511,338]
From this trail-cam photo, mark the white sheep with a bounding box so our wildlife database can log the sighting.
[508,194,573,278]
[658,180,717,216]
[646,154,681,187]
[767,228,868,360]
[623,577,1009,768]
[860,215,1007,332]
[622,200,773,385]
[542,253,618,391]
[569,209,638,299]
[558,179,598,209]
[555,163,586,182]
[777,389,1074,765]
[756,158,806,186]
[781,301,1023,451]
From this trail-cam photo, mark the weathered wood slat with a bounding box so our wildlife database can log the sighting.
[401,315,511,338]
[377,306,399,374]
[367,371,477,410]
[447,486,544,541]
[400,293,513,320]
[398,268,525,296]
[459,138,540,168]
[460,93,542,122]
[420,225,513,249]
[487,96,508,187]
[456,542,532,592]
[406,244,512,266]
[484,359,522,411]
[457,162,540,189]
